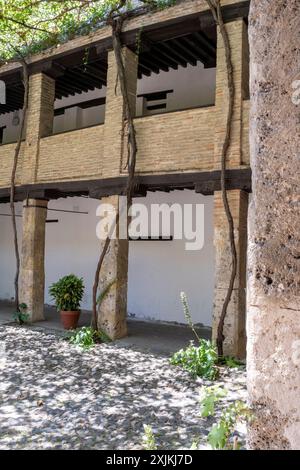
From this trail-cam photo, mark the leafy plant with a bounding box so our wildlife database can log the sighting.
[218,356,244,368]
[0,1,177,62]
[49,274,84,311]
[170,339,218,380]
[142,425,157,451]
[13,303,30,325]
[69,326,111,349]
[207,401,251,450]
[199,385,227,418]
[171,292,219,379]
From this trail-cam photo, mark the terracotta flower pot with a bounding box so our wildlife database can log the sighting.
[60,310,80,330]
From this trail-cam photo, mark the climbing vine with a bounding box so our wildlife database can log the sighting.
[204,0,237,356]
[8,55,29,312]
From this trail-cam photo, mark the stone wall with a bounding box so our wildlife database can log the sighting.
[247,0,300,450]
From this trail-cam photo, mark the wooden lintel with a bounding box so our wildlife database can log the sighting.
[0,168,252,204]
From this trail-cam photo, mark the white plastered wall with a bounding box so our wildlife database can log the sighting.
[0,191,215,327]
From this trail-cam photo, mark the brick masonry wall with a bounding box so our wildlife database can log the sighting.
[214,19,249,169]
[0,102,250,187]
[0,14,250,189]
[130,107,215,174]
[242,100,250,165]
[0,142,24,187]
[37,125,104,182]
[22,73,55,184]
[103,48,138,178]
[212,189,248,358]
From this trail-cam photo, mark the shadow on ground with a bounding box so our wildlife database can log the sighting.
[0,323,246,450]
[0,300,211,356]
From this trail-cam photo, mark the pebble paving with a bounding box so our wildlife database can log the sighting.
[0,325,247,450]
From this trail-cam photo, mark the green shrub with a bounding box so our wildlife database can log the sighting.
[170,339,218,380]
[142,425,157,451]
[207,401,251,450]
[49,274,84,311]
[218,356,244,368]
[69,326,111,349]
[199,385,228,418]
[13,302,30,325]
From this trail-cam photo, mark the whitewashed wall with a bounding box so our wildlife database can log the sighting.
[0,191,215,326]
[0,203,23,300]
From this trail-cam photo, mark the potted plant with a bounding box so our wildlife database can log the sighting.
[49,274,84,330]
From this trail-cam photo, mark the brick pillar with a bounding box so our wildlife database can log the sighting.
[103,47,138,176]
[212,190,248,358]
[20,199,48,322]
[212,18,249,357]
[214,18,249,168]
[97,48,137,339]
[22,73,55,184]
[97,195,128,340]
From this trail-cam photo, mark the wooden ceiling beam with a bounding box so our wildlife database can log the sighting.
[183,36,214,67]
[149,44,179,70]
[159,41,188,68]
[84,64,107,83]
[63,74,90,93]
[56,78,84,95]
[193,31,216,56]
[171,38,197,66]
[138,63,152,77]
[69,69,99,90]
[139,55,161,74]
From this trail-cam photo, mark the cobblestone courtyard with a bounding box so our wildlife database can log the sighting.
[0,325,247,450]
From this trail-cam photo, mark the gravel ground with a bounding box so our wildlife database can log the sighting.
[0,325,247,450]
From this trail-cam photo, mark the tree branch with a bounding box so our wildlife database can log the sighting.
[9,57,29,311]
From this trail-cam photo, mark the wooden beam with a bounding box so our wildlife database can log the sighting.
[193,31,216,55]
[159,41,188,68]
[0,168,252,203]
[139,55,161,74]
[171,38,197,66]
[54,97,106,116]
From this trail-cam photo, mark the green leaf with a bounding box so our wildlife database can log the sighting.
[208,422,228,450]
